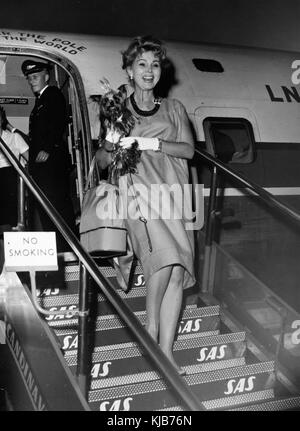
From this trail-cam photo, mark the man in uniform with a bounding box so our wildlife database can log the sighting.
[21,59,76,251]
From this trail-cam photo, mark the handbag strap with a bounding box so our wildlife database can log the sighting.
[85,157,101,192]
[129,173,152,253]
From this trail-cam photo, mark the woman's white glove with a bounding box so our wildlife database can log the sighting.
[120,137,159,151]
[105,128,122,144]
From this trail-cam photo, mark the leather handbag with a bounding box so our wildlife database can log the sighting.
[79,157,127,258]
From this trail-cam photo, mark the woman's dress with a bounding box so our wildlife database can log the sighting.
[115,97,196,290]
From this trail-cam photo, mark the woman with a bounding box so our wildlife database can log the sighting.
[0,107,28,231]
[99,35,195,374]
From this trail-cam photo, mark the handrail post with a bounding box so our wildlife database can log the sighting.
[266,296,288,376]
[201,166,219,293]
[13,174,26,231]
[13,155,28,232]
[76,261,90,397]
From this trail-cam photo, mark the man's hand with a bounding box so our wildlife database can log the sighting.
[35,150,50,163]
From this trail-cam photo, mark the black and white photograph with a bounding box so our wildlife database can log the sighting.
[0,0,300,414]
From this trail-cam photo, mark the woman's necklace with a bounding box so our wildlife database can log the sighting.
[130,93,161,117]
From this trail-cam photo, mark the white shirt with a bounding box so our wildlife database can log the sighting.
[0,130,29,168]
[38,84,49,97]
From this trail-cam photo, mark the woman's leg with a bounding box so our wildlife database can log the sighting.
[145,266,172,342]
[159,265,184,372]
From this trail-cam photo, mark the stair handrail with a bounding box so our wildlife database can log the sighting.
[0,136,205,411]
[194,147,300,373]
[195,148,300,225]
[195,148,300,294]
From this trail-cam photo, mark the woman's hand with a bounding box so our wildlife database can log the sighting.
[120,136,195,159]
[106,128,122,144]
[120,137,159,151]
[95,146,113,170]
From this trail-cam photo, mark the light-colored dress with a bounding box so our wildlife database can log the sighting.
[115,97,196,290]
[0,130,28,226]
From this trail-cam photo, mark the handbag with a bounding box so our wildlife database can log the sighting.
[79,157,127,258]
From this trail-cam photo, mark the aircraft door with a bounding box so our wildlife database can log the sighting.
[68,80,87,212]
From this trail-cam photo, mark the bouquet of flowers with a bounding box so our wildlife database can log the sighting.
[98,78,141,183]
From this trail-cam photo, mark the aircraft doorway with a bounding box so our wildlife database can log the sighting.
[0,53,89,231]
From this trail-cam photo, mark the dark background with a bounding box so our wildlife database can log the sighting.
[0,0,300,52]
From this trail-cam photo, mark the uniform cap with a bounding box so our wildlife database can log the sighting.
[21,60,51,76]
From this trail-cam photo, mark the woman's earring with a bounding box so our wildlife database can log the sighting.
[129,74,133,81]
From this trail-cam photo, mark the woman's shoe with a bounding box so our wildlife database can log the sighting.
[178,367,186,376]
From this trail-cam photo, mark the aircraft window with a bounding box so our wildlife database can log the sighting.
[203,118,255,164]
[192,59,224,73]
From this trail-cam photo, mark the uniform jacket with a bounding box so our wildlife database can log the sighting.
[29,85,68,169]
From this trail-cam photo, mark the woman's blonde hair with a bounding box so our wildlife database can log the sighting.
[121,35,166,70]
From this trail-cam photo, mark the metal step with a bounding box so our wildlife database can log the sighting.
[38,286,149,318]
[87,361,275,411]
[46,302,218,329]
[63,328,221,356]
[229,394,300,411]
[90,358,247,391]
[65,331,246,385]
[157,389,276,411]
[53,305,221,351]
[36,262,144,297]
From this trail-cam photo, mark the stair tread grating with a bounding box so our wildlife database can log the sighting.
[63,263,143,281]
[230,395,300,411]
[39,288,218,307]
[38,288,148,307]
[53,305,220,333]
[63,330,221,358]
[156,389,275,411]
[65,331,246,364]
[90,357,247,390]
[88,361,275,402]
[204,388,275,410]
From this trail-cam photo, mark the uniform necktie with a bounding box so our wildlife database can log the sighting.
[29,95,40,137]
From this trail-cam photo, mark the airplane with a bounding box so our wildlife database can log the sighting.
[1,28,299,301]
[1,28,300,411]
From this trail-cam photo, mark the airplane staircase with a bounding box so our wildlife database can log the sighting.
[34,254,300,411]
[1,137,300,411]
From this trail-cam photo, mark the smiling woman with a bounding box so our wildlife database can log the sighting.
[96,35,196,375]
